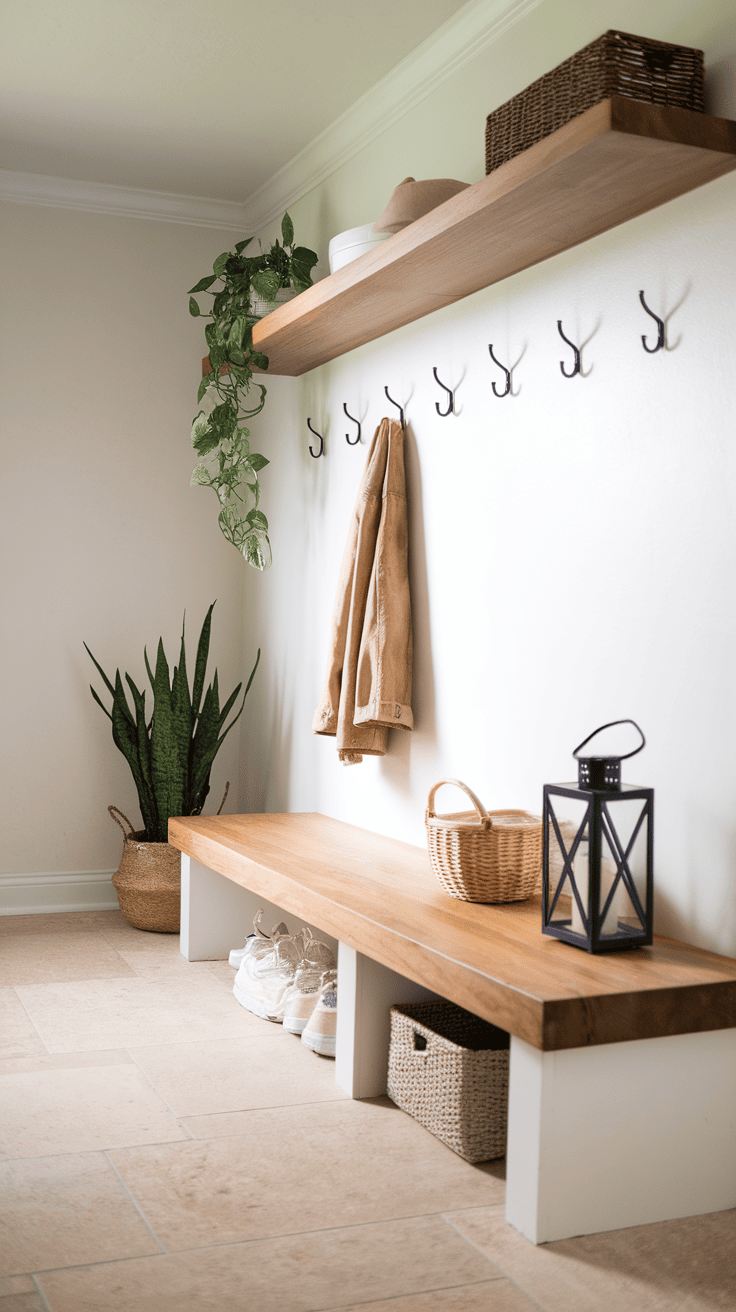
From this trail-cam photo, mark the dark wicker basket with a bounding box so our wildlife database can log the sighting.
[387,1001,509,1163]
[485,29,705,175]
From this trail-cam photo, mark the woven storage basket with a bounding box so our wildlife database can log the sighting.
[387,1001,509,1162]
[485,29,705,175]
[426,778,542,903]
[109,806,180,933]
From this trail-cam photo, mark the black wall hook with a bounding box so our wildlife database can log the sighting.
[557,320,581,378]
[384,386,404,428]
[343,403,361,445]
[306,417,324,459]
[639,290,665,353]
[488,344,511,397]
[432,367,454,416]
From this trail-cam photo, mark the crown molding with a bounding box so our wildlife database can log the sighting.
[0,169,249,230]
[0,0,538,232]
[240,0,542,233]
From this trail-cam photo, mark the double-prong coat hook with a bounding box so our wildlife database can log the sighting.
[307,417,324,459]
[343,403,361,445]
[384,386,404,428]
[557,320,581,378]
[488,344,511,397]
[639,290,665,353]
[432,367,454,416]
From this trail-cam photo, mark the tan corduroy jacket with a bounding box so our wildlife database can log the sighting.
[312,417,413,764]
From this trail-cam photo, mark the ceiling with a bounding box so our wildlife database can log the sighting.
[1,0,471,201]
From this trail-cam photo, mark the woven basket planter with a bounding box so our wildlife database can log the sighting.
[109,807,180,933]
[485,29,705,175]
[426,779,542,903]
[387,1001,509,1162]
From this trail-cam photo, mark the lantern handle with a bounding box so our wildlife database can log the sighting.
[572,719,646,761]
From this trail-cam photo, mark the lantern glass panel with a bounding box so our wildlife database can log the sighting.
[545,789,650,940]
[546,793,590,934]
[600,794,649,935]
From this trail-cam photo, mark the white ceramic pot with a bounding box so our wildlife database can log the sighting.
[329,223,388,274]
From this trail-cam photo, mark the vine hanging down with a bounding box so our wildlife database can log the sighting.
[188,213,318,570]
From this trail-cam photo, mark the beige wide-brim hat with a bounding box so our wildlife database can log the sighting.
[373,176,470,233]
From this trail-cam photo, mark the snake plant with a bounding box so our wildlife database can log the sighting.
[85,603,259,843]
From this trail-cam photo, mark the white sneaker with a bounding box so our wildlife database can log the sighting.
[301,971,337,1057]
[283,935,336,1036]
[232,911,303,1022]
[229,934,256,969]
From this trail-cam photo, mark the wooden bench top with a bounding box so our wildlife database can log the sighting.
[169,812,736,1052]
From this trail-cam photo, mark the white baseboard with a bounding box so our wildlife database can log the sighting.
[0,870,119,915]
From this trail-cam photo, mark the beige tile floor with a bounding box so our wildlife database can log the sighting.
[0,909,734,1312]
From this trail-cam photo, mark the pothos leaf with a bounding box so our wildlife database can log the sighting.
[188,274,218,294]
[188,297,201,317]
[281,212,294,247]
[213,252,231,277]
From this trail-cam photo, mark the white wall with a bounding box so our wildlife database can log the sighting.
[0,203,250,909]
[239,0,736,957]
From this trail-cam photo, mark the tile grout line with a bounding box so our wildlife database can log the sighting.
[31,1273,53,1312]
[103,1150,169,1255]
[305,1272,516,1312]
[11,986,53,1056]
[442,1211,548,1312]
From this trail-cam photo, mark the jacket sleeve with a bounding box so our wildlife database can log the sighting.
[353,419,413,731]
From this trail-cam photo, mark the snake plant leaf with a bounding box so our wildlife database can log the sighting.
[150,639,186,828]
[144,647,155,690]
[83,644,118,704]
[111,672,159,840]
[171,622,193,795]
[89,684,112,721]
[191,603,214,721]
[189,679,221,810]
[217,680,243,731]
[124,675,154,785]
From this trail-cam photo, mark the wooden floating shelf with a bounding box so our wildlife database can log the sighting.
[246,97,736,377]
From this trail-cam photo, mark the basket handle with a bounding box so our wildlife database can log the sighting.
[108,805,136,838]
[426,778,489,823]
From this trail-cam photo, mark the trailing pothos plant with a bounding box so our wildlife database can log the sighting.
[188,213,318,570]
[85,603,259,843]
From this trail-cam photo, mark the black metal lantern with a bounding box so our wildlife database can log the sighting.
[542,720,653,953]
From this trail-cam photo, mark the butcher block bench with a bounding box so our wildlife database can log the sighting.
[169,811,736,1245]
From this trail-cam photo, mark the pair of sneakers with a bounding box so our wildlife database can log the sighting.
[230,911,337,1057]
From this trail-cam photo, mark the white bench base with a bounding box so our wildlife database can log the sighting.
[180,854,736,1244]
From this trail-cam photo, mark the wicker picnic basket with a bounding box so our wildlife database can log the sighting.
[485,29,705,175]
[108,806,180,933]
[387,1001,509,1162]
[425,778,542,903]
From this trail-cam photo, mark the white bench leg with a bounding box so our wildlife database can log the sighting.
[506,1028,736,1244]
[335,942,438,1098]
[179,856,333,961]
